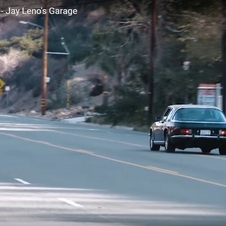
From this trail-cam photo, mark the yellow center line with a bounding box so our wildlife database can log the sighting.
[47,129,147,148]
[48,129,226,161]
[1,132,226,189]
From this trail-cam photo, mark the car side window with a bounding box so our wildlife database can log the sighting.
[167,109,175,120]
[162,108,172,120]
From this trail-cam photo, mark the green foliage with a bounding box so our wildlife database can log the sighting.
[84,0,222,124]
[157,38,187,68]
[0,40,10,54]
[48,25,92,63]
[32,85,42,97]
[161,0,221,60]
[0,28,42,56]
[0,0,223,124]
[70,35,91,62]
[94,105,109,114]
[11,58,38,87]
[154,57,221,116]
[162,0,220,15]
[24,75,41,91]
[48,81,83,110]
[85,16,149,90]
[69,40,91,62]
[95,86,147,125]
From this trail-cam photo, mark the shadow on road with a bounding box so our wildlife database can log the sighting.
[140,149,220,156]
[168,150,219,156]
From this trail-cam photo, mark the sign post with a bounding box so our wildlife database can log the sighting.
[66,80,70,109]
[5,86,10,107]
[216,83,222,110]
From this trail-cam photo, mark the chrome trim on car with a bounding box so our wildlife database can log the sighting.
[171,135,226,139]
[171,119,226,124]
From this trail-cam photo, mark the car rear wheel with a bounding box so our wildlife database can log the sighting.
[164,134,175,152]
[150,132,160,151]
[219,146,226,155]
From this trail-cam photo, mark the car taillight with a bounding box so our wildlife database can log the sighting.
[180,129,192,135]
[219,130,226,136]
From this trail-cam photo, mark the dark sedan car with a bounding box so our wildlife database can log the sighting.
[149,104,226,155]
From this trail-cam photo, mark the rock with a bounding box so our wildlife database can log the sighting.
[30,110,36,114]
[8,108,16,114]
[45,111,53,116]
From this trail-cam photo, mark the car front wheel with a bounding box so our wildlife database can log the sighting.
[164,134,175,152]
[150,132,160,151]
[219,145,226,155]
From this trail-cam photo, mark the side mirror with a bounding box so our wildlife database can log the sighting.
[155,116,161,121]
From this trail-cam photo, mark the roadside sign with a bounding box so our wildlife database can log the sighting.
[45,77,50,83]
[197,84,216,106]
[0,88,2,95]
[0,78,5,88]
[5,86,10,91]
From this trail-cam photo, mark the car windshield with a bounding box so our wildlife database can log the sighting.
[173,107,226,122]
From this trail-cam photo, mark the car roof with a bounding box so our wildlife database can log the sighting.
[167,104,221,110]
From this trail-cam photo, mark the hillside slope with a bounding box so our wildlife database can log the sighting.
[0,2,110,114]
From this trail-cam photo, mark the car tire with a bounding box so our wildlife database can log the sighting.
[219,146,226,155]
[150,132,160,151]
[201,148,211,154]
[164,134,175,152]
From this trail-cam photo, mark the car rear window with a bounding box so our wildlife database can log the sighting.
[173,108,226,122]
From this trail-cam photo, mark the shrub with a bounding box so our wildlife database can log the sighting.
[32,85,41,97]
[97,87,148,126]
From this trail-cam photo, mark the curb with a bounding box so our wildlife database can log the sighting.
[75,122,134,131]
[10,113,135,131]
[12,113,61,121]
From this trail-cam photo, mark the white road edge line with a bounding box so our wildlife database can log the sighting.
[147,166,179,174]
[58,198,84,208]
[14,178,30,185]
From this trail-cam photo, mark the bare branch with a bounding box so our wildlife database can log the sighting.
[164,25,183,33]
[159,15,184,34]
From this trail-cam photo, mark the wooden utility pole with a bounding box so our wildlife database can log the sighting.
[222,0,226,114]
[148,0,156,118]
[41,0,49,115]
[102,73,108,106]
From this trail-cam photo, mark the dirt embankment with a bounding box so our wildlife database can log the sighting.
[0,63,113,118]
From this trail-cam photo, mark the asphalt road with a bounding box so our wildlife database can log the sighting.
[0,114,225,226]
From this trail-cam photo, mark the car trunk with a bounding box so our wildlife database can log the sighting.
[175,121,226,128]
[174,122,226,136]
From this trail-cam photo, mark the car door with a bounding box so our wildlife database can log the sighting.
[158,107,173,141]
